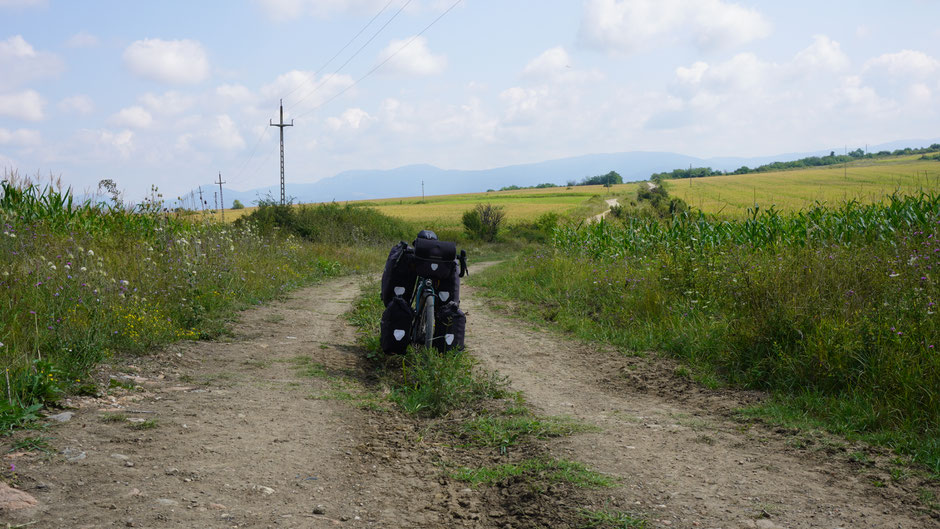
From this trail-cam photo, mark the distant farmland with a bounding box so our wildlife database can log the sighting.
[210,154,939,225]
[663,155,940,216]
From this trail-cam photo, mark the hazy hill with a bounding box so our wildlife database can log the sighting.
[215,139,940,208]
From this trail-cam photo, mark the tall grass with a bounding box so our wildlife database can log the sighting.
[0,175,357,430]
[236,199,413,245]
[480,193,940,472]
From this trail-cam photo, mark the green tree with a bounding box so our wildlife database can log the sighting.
[232,199,245,210]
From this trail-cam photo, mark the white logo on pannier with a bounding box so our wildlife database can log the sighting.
[440,291,450,301]
[394,286,405,296]
[431,263,439,271]
[393,329,405,341]
[445,334,454,345]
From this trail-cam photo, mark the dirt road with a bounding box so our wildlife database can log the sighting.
[588,198,621,223]
[3,272,937,528]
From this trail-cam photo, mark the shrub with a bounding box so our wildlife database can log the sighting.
[462,203,505,242]
[231,199,244,209]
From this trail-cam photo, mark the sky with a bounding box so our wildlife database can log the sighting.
[1,0,939,202]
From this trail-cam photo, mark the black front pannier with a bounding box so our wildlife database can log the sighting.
[380,296,414,354]
[381,241,417,306]
[414,238,456,279]
[433,301,466,352]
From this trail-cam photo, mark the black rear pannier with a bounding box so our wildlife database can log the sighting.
[433,301,466,352]
[380,296,414,355]
[381,241,417,306]
[414,238,456,279]
[434,262,460,306]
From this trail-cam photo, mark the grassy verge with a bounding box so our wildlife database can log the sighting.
[453,457,616,489]
[0,176,391,431]
[476,193,940,476]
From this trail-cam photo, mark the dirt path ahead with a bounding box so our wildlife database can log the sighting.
[462,275,938,529]
[588,198,621,223]
[3,271,937,528]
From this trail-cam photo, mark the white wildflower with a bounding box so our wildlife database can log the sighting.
[80,267,87,272]
[120,279,129,286]
[87,249,94,256]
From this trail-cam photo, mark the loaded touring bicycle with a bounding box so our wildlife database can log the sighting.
[380,230,468,354]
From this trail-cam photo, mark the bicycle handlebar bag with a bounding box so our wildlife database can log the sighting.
[414,238,456,279]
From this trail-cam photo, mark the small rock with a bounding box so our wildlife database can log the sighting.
[61,447,86,462]
[0,482,38,511]
[33,483,49,491]
[124,461,135,468]
[312,505,326,515]
[47,411,74,423]
[111,453,130,461]
[755,520,782,529]
[125,518,136,527]
[254,485,275,495]
[164,468,179,475]
[155,498,178,506]
[208,503,226,510]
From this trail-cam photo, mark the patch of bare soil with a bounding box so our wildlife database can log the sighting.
[3,268,938,529]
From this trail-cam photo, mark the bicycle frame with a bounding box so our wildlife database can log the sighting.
[410,277,436,347]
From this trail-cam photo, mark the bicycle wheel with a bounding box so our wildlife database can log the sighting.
[421,293,435,349]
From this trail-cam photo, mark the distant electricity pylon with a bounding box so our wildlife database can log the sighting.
[215,172,226,222]
[269,99,294,205]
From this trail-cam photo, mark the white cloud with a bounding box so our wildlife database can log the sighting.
[65,31,99,48]
[75,129,136,159]
[0,35,62,89]
[206,115,245,150]
[521,46,603,84]
[139,91,194,115]
[326,107,375,131]
[123,39,210,85]
[264,70,354,111]
[0,90,44,121]
[579,0,771,54]
[253,0,396,20]
[864,50,939,77]
[216,84,254,104]
[177,115,246,151]
[0,128,40,146]
[109,106,153,129]
[377,36,446,76]
[792,35,850,72]
[676,61,708,85]
[58,95,94,115]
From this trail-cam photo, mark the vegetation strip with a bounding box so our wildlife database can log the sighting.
[0,175,409,432]
[478,187,940,476]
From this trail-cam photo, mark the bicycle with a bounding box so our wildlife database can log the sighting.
[411,277,436,349]
[379,230,467,355]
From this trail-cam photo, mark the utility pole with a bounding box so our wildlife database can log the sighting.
[198,186,205,214]
[215,172,226,222]
[269,99,294,205]
[422,180,425,201]
[214,191,218,213]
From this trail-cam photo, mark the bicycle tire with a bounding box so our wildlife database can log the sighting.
[421,293,434,349]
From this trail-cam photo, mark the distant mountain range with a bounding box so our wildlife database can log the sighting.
[211,138,940,208]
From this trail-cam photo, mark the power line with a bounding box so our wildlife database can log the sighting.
[293,0,462,121]
[223,0,398,191]
[270,99,294,205]
[281,0,398,102]
[287,0,414,112]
